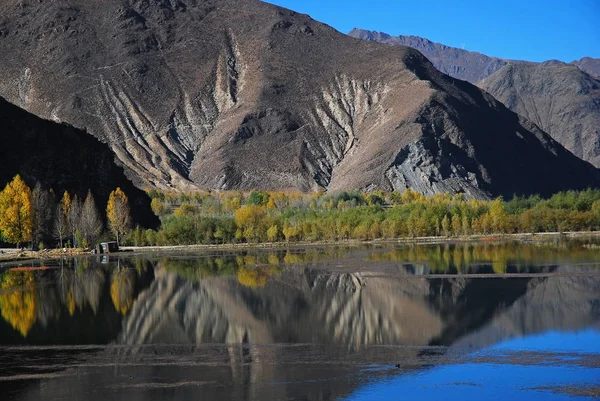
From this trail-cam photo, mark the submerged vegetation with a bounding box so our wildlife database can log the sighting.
[125,188,600,246]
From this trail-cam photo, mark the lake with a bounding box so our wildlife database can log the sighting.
[1,238,599,400]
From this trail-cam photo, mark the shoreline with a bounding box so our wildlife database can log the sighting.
[122,230,600,255]
[2,231,600,265]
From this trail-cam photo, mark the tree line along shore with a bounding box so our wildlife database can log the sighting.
[139,188,600,246]
[0,175,130,249]
[3,173,600,250]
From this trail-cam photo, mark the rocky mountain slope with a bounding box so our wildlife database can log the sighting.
[0,97,158,228]
[0,0,599,196]
[572,57,600,78]
[350,29,600,168]
[478,63,600,167]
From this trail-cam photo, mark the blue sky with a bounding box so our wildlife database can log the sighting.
[265,0,600,62]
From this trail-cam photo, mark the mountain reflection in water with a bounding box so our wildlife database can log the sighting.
[0,240,599,401]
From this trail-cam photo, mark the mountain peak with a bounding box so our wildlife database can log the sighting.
[0,1,598,197]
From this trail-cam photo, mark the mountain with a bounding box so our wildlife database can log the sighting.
[572,57,600,78]
[348,29,516,83]
[349,29,600,168]
[0,0,599,197]
[478,63,600,167]
[0,97,158,228]
[349,29,600,83]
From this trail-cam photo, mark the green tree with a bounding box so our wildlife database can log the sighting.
[461,215,471,236]
[247,191,270,206]
[451,214,462,236]
[441,215,450,237]
[267,224,279,242]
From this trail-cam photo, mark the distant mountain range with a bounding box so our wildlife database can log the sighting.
[0,1,598,197]
[349,29,600,82]
[349,29,600,168]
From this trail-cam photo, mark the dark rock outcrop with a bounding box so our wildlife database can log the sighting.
[0,97,158,228]
[0,1,598,196]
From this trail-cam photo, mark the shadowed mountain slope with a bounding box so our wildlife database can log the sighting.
[0,97,158,228]
[478,63,600,167]
[0,1,599,196]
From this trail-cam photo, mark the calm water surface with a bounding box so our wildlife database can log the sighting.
[0,239,599,400]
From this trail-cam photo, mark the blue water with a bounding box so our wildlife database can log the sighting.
[491,329,600,354]
[345,330,600,401]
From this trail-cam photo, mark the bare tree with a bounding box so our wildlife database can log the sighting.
[81,190,103,247]
[53,202,67,248]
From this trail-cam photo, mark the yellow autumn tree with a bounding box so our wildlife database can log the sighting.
[150,197,168,216]
[107,188,131,246]
[234,205,267,242]
[0,175,33,247]
[61,191,71,216]
[267,224,279,242]
[488,198,507,233]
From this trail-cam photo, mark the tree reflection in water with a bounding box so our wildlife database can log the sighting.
[0,271,36,336]
[0,240,598,346]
